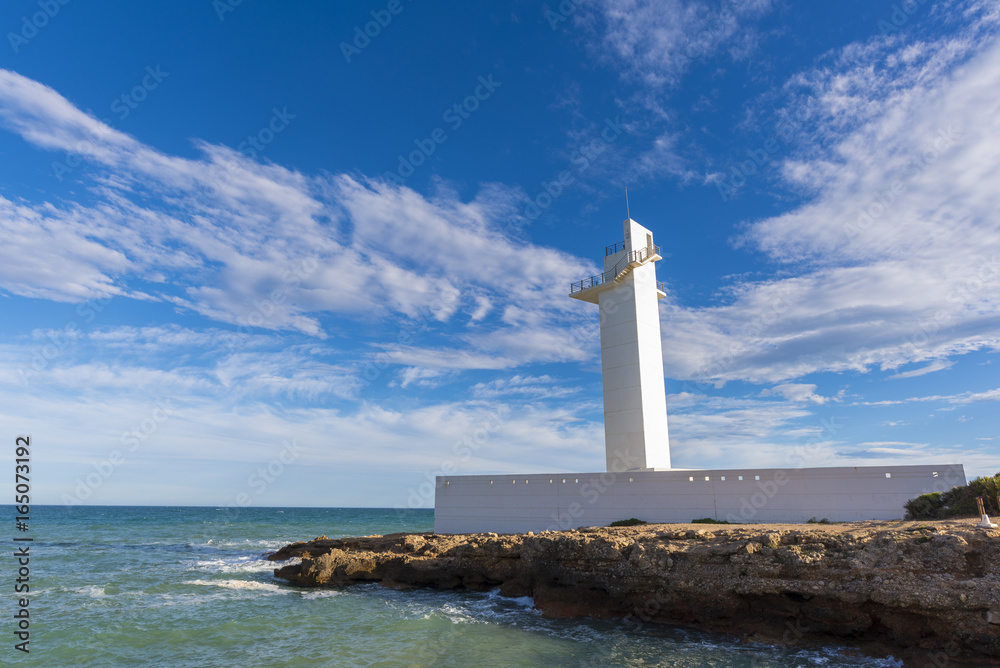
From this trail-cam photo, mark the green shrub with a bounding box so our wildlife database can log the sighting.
[609,518,648,527]
[691,517,732,524]
[904,473,1000,519]
[806,517,832,524]
[904,492,943,520]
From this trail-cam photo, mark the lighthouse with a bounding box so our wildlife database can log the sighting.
[433,217,964,534]
[569,218,671,471]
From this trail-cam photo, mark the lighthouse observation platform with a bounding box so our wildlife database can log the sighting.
[569,239,665,304]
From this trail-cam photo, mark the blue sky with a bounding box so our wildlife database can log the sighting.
[1,0,998,508]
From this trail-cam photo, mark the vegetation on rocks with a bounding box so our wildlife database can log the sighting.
[904,472,1000,519]
[608,518,647,526]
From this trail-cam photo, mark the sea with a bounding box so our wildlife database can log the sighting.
[5,505,905,667]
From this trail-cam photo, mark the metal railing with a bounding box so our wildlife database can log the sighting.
[605,240,627,256]
[570,244,661,294]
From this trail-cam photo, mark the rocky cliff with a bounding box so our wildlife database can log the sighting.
[270,519,1000,664]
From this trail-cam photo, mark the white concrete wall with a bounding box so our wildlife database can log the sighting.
[596,218,670,471]
[433,464,967,534]
[631,261,670,469]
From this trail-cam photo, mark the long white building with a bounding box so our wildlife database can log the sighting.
[434,218,966,533]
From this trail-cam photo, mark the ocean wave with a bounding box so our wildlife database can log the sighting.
[193,554,298,574]
[187,538,290,550]
[71,585,109,598]
[144,591,231,607]
[300,590,342,600]
[375,586,546,629]
[485,588,535,609]
[182,579,289,594]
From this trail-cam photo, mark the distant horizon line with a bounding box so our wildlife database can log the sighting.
[1,504,434,510]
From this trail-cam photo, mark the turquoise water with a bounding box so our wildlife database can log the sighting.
[5,506,902,667]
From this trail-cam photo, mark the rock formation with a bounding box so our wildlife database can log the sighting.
[270,520,1000,664]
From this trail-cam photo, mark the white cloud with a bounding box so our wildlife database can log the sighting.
[0,69,596,371]
[471,375,579,399]
[396,367,449,389]
[888,360,954,379]
[856,386,1000,406]
[665,393,826,469]
[584,0,774,90]
[569,1,775,183]
[469,295,492,322]
[660,24,1000,385]
[962,387,1000,403]
[0,196,131,302]
[0,359,606,504]
[760,383,827,404]
[377,345,517,372]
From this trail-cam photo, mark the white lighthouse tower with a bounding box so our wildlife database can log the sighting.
[434,216,964,534]
[570,218,671,471]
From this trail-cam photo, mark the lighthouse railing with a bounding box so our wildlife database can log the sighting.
[605,240,627,256]
[570,244,661,294]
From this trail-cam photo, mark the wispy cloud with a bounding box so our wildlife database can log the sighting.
[888,360,954,379]
[760,383,827,404]
[661,22,1000,385]
[857,387,1000,406]
[584,0,774,90]
[471,374,579,399]
[0,69,595,376]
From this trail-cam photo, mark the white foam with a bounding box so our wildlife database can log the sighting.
[189,538,288,550]
[439,603,482,625]
[72,585,108,598]
[486,588,535,609]
[300,590,341,600]
[194,555,295,574]
[183,579,288,594]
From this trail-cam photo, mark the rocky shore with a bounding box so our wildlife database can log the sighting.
[270,519,1000,665]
